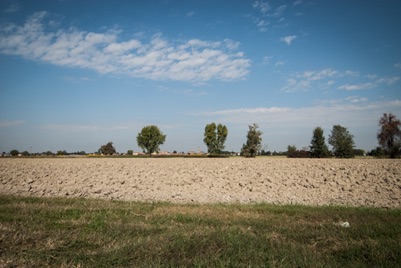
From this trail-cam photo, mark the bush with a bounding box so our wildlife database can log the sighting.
[207,154,230,158]
[287,150,310,158]
[368,147,385,158]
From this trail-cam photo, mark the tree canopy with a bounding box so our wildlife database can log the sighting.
[99,142,116,155]
[377,113,401,158]
[136,125,166,156]
[203,123,228,155]
[21,151,30,156]
[310,127,330,158]
[10,149,19,156]
[328,125,355,158]
[241,123,262,158]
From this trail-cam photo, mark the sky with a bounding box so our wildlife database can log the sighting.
[0,0,400,154]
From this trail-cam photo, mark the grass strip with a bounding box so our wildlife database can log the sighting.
[0,195,400,267]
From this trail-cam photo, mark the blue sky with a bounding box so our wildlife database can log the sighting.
[0,0,400,154]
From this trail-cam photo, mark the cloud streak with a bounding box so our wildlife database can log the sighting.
[3,3,19,13]
[39,123,135,132]
[0,120,25,127]
[203,99,401,129]
[282,68,346,92]
[282,68,399,93]
[0,12,250,82]
[338,76,399,91]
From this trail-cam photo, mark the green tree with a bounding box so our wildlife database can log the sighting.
[21,151,30,156]
[287,145,297,157]
[10,149,19,156]
[241,123,262,158]
[99,142,116,155]
[377,113,401,158]
[127,150,133,156]
[328,125,355,158]
[137,125,166,156]
[369,147,385,158]
[353,149,365,156]
[203,123,228,155]
[309,127,330,158]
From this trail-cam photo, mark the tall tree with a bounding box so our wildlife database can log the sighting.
[328,125,355,158]
[99,142,116,155]
[203,123,228,155]
[310,127,330,158]
[137,125,166,156]
[377,113,401,158]
[241,123,262,158]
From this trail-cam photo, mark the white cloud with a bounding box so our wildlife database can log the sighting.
[281,35,297,45]
[0,12,250,82]
[251,1,290,32]
[253,1,270,14]
[345,70,360,76]
[395,62,401,70]
[375,76,400,85]
[223,39,240,50]
[272,5,287,17]
[282,68,342,92]
[345,96,368,103]
[208,107,290,117]
[158,86,208,96]
[0,120,25,127]
[282,68,399,93]
[62,76,91,83]
[327,80,335,86]
[338,82,376,91]
[338,76,399,91]
[293,0,303,6]
[262,55,271,64]
[253,18,269,32]
[186,11,195,17]
[275,60,285,67]
[297,68,339,80]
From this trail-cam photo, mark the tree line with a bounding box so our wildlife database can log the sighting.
[4,113,400,158]
[298,113,400,158]
[102,112,399,158]
[280,113,401,159]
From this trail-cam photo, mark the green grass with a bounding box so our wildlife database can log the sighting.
[1,195,400,267]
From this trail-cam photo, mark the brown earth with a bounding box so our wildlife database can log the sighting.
[1,158,400,208]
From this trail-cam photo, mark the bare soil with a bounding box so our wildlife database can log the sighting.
[1,157,400,208]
